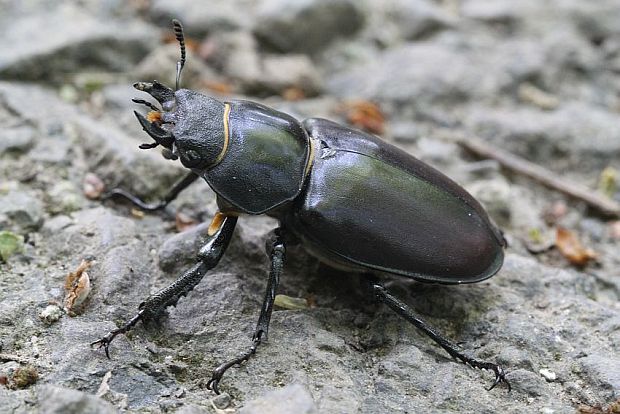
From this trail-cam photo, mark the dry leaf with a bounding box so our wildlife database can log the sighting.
[274,294,309,310]
[202,80,233,95]
[64,259,93,314]
[131,208,145,219]
[555,227,597,266]
[341,100,386,135]
[282,87,305,101]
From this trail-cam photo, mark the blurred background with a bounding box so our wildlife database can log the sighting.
[1,0,619,413]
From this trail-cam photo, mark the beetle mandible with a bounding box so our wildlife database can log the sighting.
[91,19,510,393]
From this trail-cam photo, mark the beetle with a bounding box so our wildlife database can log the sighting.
[91,20,510,393]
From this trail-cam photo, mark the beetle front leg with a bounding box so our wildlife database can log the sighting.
[91,214,237,357]
[206,228,285,394]
[102,172,199,211]
[371,283,510,391]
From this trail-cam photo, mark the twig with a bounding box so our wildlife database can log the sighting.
[455,137,620,218]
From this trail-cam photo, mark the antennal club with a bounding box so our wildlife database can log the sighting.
[172,19,186,91]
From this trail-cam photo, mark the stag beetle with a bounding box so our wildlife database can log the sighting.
[91,19,510,393]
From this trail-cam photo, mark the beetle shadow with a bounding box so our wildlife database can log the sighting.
[278,249,503,355]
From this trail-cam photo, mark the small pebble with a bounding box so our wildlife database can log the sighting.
[212,392,231,409]
[39,305,63,325]
[539,368,557,382]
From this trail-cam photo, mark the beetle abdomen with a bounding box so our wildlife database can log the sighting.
[290,119,504,284]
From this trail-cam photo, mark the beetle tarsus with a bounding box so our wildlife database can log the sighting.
[206,229,285,394]
[451,352,510,391]
[90,311,144,358]
[207,335,262,394]
[371,282,510,391]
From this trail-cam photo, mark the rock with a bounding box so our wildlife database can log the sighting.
[580,355,620,397]
[0,4,157,81]
[135,45,219,92]
[254,0,365,54]
[47,181,84,215]
[0,190,44,232]
[0,82,185,199]
[158,222,212,274]
[539,368,557,382]
[239,383,317,414]
[37,385,117,414]
[464,103,620,170]
[210,30,263,87]
[0,126,36,155]
[259,54,322,95]
[149,0,253,36]
[366,0,454,44]
[212,392,231,409]
[210,31,323,95]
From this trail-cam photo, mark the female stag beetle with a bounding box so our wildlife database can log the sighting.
[92,20,510,393]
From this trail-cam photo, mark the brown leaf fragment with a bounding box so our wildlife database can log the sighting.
[202,80,233,95]
[64,259,93,315]
[555,227,597,266]
[340,100,386,135]
[282,86,306,101]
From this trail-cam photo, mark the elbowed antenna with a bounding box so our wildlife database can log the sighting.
[172,19,186,91]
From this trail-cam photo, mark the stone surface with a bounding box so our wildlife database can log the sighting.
[0,1,619,413]
[0,4,156,81]
[254,0,365,53]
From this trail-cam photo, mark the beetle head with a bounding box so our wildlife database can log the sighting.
[132,20,226,170]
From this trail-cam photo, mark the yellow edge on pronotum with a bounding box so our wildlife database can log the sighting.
[210,103,231,168]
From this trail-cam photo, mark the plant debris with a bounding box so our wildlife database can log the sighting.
[11,365,38,389]
[274,294,311,310]
[555,227,597,267]
[64,259,93,315]
[0,231,24,262]
[340,100,386,135]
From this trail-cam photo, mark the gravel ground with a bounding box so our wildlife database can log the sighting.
[1,1,619,413]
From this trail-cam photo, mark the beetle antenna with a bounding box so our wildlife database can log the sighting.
[172,19,186,91]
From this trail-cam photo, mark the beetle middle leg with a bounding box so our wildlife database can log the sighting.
[370,282,510,391]
[206,228,285,394]
[102,171,199,211]
[91,214,237,357]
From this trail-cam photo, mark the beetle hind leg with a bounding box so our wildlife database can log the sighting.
[370,282,510,391]
[206,228,285,394]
